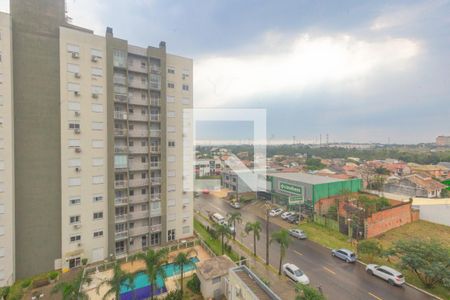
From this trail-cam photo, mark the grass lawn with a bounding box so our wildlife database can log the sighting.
[300,222,355,251]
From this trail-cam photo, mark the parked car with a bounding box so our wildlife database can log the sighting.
[229,201,241,209]
[281,211,295,220]
[269,208,284,217]
[227,223,236,234]
[202,189,210,194]
[287,214,300,224]
[210,213,226,225]
[289,229,307,239]
[331,248,357,263]
[366,265,405,286]
[282,263,310,284]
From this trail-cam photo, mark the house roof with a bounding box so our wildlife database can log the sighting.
[405,174,446,191]
[197,255,236,281]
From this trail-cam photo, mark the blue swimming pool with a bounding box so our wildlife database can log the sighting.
[120,257,199,300]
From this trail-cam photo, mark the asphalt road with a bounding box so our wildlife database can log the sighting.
[194,194,434,300]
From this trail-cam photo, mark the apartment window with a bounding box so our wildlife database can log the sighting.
[68,178,81,186]
[168,229,175,241]
[92,140,104,148]
[68,102,81,111]
[182,84,189,91]
[93,212,104,220]
[70,215,81,224]
[167,96,175,103]
[168,155,175,163]
[167,126,176,133]
[91,67,102,77]
[92,176,104,184]
[92,85,103,95]
[68,122,80,130]
[182,226,190,234]
[168,184,176,192]
[168,111,176,118]
[92,158,104,166]
[0,161,4,170]
[93,230,104,238]
[69,197,81,205]
[69,139,81,147]
[168,170,176,177]
[141,188,147,195]
[168,199,176,207]
[67,63,80,73]
[182,98,190,105]
[67,44,80,54]
[70,235,81,243]
[92,121,104,131]
[182,70,190,79]
[168,82,175,89]
[141,204,148,211]
[168,141,175,147]
[91,49,103,58]
[92,104,103,113]
[68,158,81,167]
[212,277,221,285]
[168,213,176,222]
[93,195,104,202]
[67,83,81,92]
[141,156,147,163]
[168,67,175,74]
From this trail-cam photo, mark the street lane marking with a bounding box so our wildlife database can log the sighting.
[368,292,383,300]
[322,266,336,275]
[294,250,303,256]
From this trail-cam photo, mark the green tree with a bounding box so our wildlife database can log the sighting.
[227,212,242,240]
[386,239,450,288]
[244,221,262,256]
[52,269,91,300]
[96,263,134,300]
[270,229,291,275]
[136,248,169,300]
[187,273,201,294]
[0,286,9,300]
[375,167,390,175]
[295,283,326,300]
[357,240,382,260]
[214,223,232,255]
[163,290,182,300]
[441,188,450,198]
[173,249,197,297]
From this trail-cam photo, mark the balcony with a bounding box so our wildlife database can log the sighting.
[114,146,128,153]
[150,98,160,106]
[150,193,161,201]
[129,194,148,204]
[129,146,148,154]
[150,146,161,153]
[129,79,148,90]
[114,94,128,103]
[128,178,149,188]
[128,114,149,122]
[150,224,162,233]
[115,231,128,240]
[128,63,147,74]
[128,130,148,138]
[129,225,150,237]
[128,210,150,220]
[129,96,148,106]
[115,197,128,206]
[151,177,161,185]
[150,162,161,169]
[115,214,128,223]
[150,114,160,122]
[150,130,161,138]
[114,128,128,137]
[115,164,128,171]
[114,111,127,120]
[114,180,128,189]
[150,208,162,217]
[129,162,148,171]
[150,65,160,74]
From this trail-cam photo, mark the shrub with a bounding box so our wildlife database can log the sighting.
[20,279,32,289]
[357,240,382,259]
[164,290,182,300]
[47,271,59,281]
[81,258,88,265]
[0,286,10,299]
[187,274,201,294]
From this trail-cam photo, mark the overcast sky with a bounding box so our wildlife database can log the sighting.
[2,0,449,144]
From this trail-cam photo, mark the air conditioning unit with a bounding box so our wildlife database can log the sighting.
[73,224,81,229]
[77,243,82,247]
[74,91,80,96]
[74,72,81,78]
[75,167,81,172]
[74,111,81,117]
[74,128,81,134]
[91,55,98,62]
[92,93,99,99]
[183,204,187,208]
[72,52,80,59]
[75,147,82,153]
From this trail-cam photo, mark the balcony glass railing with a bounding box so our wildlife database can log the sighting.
[150,162,161,169]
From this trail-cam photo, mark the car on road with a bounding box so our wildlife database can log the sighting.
[331,248,357,263]
[229,201,241,209]
[210,213,226,225]
[282,263,310,284]
[269,208,284,217]
[288,229,307,239]
[366,264,405,286]
[287,214,300,224]
[281,211,295,220]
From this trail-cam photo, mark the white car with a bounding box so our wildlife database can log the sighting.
[229,201,241,209]
[366,264,405,286]
[281,211,295,220]
[282,263,310,284]
[269,208,284,217]
[288,229,307,239]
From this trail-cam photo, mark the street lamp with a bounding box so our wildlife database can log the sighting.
[264,200,272,265]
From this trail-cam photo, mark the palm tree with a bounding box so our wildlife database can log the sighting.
[227,212,242,240]
[96,263,134,300]
[270,229,291,275]
[173,249,197,296]
[214,223,231,254]
[244,221,262,256]
[136,248,168,300]
[52,268,91,300]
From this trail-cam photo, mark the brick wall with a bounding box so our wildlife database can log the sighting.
[365,202,413,238]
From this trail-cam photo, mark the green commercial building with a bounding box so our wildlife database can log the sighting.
[266,173,362,210]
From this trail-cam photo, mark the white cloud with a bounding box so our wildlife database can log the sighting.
[194,33,420,107]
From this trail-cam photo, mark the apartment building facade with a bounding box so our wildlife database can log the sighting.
[1,0,193,285]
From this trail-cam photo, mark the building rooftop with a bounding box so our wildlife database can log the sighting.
[268,172,346,185]
[197,255,236,281]
[231,266,281,300]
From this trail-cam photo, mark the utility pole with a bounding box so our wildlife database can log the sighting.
[264,201,272,265]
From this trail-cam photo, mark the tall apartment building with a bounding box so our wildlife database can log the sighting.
[436,136,450,146]
[0,0,193,285]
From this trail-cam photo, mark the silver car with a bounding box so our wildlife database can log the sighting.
[289,229,307,239]
[366,264,405,286]
[331,248,357,263]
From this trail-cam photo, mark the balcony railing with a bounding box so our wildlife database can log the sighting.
[150,98,160,106]
[128,178,149,188]
[129,162,148,171]
[114,180,128,189]
[150,146,161,153]
[150,114,160,122]
[115,197,128,205]
[128,130,148,138]
[115,231,128,240]
[129,97,148,106]
[115,214,127,222]
[150,208,162,217]
[151,177,161,185]
[129,225,150,237]
[129,195,148,204]
[150,162,161,169]
[114,94,128,103]
[129,146,148,154]
[114,111,127,120]
[150,193,161,201]
[150,224,162,233]
[128,114,149,122]
[150,130,161,138]
[128,211,150,220]
[128,63,147,74]
[114,146,128,153]
[114,128,128,137]
[129,80,148,90]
